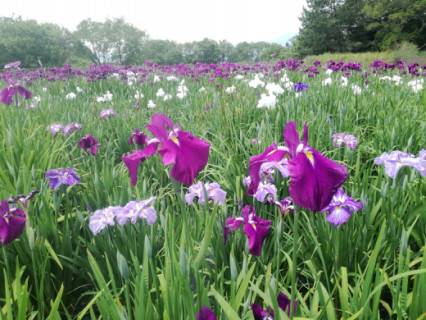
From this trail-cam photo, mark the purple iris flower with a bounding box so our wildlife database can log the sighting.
[134,102,140,109]
[0,200,26,246]
[63,123,82,135]
[47,123,65,135]
[223,205,271,256]
[251,291,296,319]
[267,197,294,216]
[89,206,123,235]
[122,113,210,186]
[374,150,426,178]
[294,82,308,92]
[116,197,157,226]
[128,129,149,146]
[100,109,117,119]
[248,122,348,212]
[196,306,216,320]
[320,188,363,226]
[185,181,226,206]
[332,133,358,150]
[45,168,81,190]
[0,79,33,106]
[78,134,100,155]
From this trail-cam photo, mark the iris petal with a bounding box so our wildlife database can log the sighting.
[289,149,347,211]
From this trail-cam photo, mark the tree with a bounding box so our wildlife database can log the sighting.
[74,18,148,65]
[362,0,426,50]
[218,40,234,62]
[196,38,221,63]
[0,16,77,68]
[143,40,182,65]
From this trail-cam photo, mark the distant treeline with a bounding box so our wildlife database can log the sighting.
[0,16,294,68]
[1,0,425,68]
[295,0,426,56]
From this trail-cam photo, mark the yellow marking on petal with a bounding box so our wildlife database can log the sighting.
[267,149,276,156]
[5,217,9,223]
[172,137,179,146]
[304,151,315,166]
[252,223,256,230]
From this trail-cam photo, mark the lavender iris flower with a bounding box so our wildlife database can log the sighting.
[78,134,100,155]
[320,188,363,226]
[89,206,123,235]
[185,181,226,206]
[251,291,296,319]
[374,150,426,178]
[128,129,149,146]
[196,306,217,320]
[89,198,157,235]
[0,78,33,106]
[63,123,82,135]
[45,168,81,190]
[254,182,277,202]
[117,197,157,226]
[223,205,271,256]
[247,122,348,212]
[122,113,210,186]
[47,123,65,135]
[332,133,358,150]
[0,200,26,246]
[100,109,117,119]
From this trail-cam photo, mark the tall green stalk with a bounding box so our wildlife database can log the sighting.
[290,205,300,319]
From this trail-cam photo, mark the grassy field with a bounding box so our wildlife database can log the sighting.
[0,59,425,319]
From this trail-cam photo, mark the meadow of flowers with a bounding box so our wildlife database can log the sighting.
[0,59,425,319]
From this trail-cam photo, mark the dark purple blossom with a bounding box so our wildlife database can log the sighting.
[45,168,81,190]
[294,82,308,92]
[251,291,296,319]
[320,188,363,226]
[196,306,216,320]
[267,197,295,216]
[0,200,26,246]
[223,205,271,256]
[78,134,100,155]
[128,129,149,146]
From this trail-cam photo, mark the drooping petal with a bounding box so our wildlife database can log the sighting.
[247,143,286,196]
[146,113,174,143]
[196,306,217,320]
[16,85,33,99]
[243,219,271,256]
[223,217,243,244]
[277,291,296,317]
[158,131,210,185]
[289,149,347,211]
[0,201,26,247]
[122,150,147,186]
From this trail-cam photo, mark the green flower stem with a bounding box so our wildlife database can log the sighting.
[290,204,300,319]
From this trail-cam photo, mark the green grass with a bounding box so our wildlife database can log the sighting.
[0,64,425,319]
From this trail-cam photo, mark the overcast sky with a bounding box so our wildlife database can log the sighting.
[2,0,306,44]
